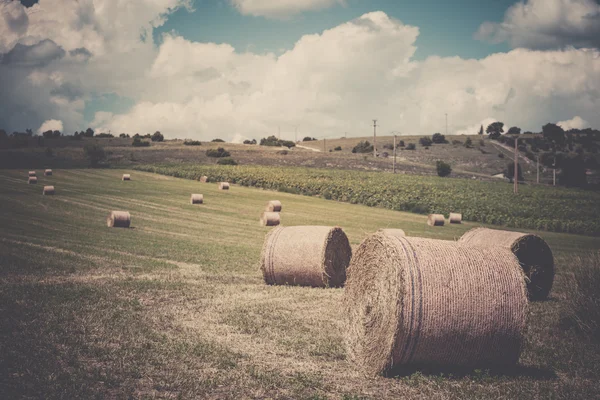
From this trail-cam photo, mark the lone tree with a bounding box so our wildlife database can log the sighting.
[436,161,452,177]
[542,123,566,148]
[478,125,484,135]
[507,126,521,135]
[83,128,94,138]
[83,143,106,167]
[151,131,164,142]
[432,133,446,144]
[486,122,504,140]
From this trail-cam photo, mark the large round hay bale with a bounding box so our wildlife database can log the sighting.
[459,227,554,300]
[449,213,462,224]
[200,176,208,183]
[260,212,280,226]
[28,171,36,177]
[107,211,131,228]
[261,226,352,288]
[42,186,55,195]
[28,177,37,184]
[344,232,527,376]
[219,182,230,190]
[44,169,53,176]
[427,214,445,226]
[265,200,282,212]
[190,194,204,204]
[377,228,406,237]
[122,174,131,181]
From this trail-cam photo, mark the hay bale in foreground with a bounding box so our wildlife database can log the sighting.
[459,227,555,300]
[44,169,53,176]
[28,171,36,177]
[200,176,208,183]
[265,200,282,212]
[377,228,406,237]
[122,174,131,181]
[449,213,462,224]
[42,186,55,195]
[260,212,280,226]
[28,177,37,184]
[219,182,230,190]
[343,232,527,376]
[261,226,352,288]
[107,211,131,228]
[190,194,204,204]
[427,214,445,226]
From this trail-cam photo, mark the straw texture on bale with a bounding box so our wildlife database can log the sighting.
[28,171,36,177]
[200,176,208,183]
[265,200,282,212]
[459,227,555,300]
[343,232,527,376]
[260,212,280,226]
[107,211,131,228]
[44,169,52,176]
[377,228,406,238]
[122,174,131,181]
[43,186,55,195]
[219,182,230,190]
[449,213,462,224]
[261,226,352,288]
[28,177,37,184]
[190,194,204,204]
[427,214,445,226]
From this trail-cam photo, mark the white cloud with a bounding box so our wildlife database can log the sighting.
[37,119,63,133]
[230,0,345,19]
[557,116,589,130]
[475,0,600,50]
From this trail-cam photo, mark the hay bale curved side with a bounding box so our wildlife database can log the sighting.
[377,228,406,237]
[449,213,462,224]
[459,227,555,300]
[343,232,527,376]
[44,169,52,176]
[190,194,204,204]
[43,186,55,195]
[260,226,352,288]
[122,174,131,181]
[28,171,36,177]
[107,211,131,228]
[219,182,230,190]
[199,176,208,183]
[260,212,280,226]
[427,214,445,226]
[266,200,282,212]
[28,177,37,184]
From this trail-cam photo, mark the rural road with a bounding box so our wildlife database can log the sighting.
[295,144,321,152]
[490,140,532,165]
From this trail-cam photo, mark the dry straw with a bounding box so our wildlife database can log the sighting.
[261,226,352,288]
[44,169,53,176]
[260,212,280,226]
[449,213,462,224]
[28,171,36,177]
[219,182,230,190]
[459,227,555,300]
[107,211,131,228]
[122,174,131,181]
[28,177,37,184]
[200,176,208,183]
[378,228,406,237]
[265,200,282,212]
[427,214,445,226]
[190,194,204,204]
[42,186,55,195]
[343,232,527,376]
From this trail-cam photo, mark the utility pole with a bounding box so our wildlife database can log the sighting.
[278,126,280,140]
[373,119,377,157]
[514,136,518,194]
[445,113,448,136]
[295,126,298,143]
[323,137,326,152]
[393,134,397,174]
[553,156,556,186]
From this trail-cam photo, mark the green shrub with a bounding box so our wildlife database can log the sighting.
[406,143,416,150]
[95,133,114,138]
[436,161,452,177]
[206,147,231,158]
[243,139,257,145]
[303,136,317,141]
[184,140,202,146]
[132,137,150,147]
[212,138,225,142]
[432,133,446,144]
[419,137,433,147]
[398,140,405,147]
[352,140,374,154]
[151,131,164,142]
[217,157,238,165]
[83,143,106,167]
[334,146,342,151]
[464,137,472,148]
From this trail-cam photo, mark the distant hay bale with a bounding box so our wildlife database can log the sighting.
[190,194,204,204]
[265,200,282,212]
[42,186,55,195]
[343,231,527,376]
[200,176,208,183]
[260,212,280,226]
[219,182,230,190]
[427,214,445,226]
[122,174,131,181]
[261,226,352,288]
[107,211,131,228]
[28,177,37,184]
[459,227,555,300]
[28,171,36,177]
[377,228,406,237]
[44,169,52,176]
[449,213,462,224]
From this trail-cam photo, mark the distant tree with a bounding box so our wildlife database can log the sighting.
[486,122,504,140]
[419,137,433,147]
[436,161,452,177]
[478,125,484,135]
[260,135,280,146]
[52,130,61,138]
[151,131,164,142]
[280,140,296,148]
[507,126,521,135]
[143,133,152,139]
[334,146,342,151]
[217,157,238,165]
[398,140,405,148]
[83,143,106,167]
[351,140,374,154]
[504,162,524,183]
[132,136,150,147]
[206,147,230,157]
[83,127,94,138]
[212,138,225,142]
[432,133,447,144]
[0,129,7,139]
[558,155,587,187]
[542,123,566,148]
[243,139,257,145]
[119,133,129,138]
[183,140,201,146]
[464,137,472,148]
[95,133,114,138]
[42,130,54,139]
[406,143,416,150]
[302,136,316,141]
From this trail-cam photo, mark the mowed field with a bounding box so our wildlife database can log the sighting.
[0,169,599,399]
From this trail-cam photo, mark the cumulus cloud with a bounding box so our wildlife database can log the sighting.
[1,39,65,67]
[475,0,600,50]
[230,0,345,19]
[37,119,63,133]
[557,116,589,130]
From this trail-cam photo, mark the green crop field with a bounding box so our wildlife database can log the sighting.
[1,168,599,399]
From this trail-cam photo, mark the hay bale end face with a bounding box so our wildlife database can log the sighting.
[343,232,527,376]
[266,200,282,212]
[459,227,555,300]
[107,211,131,228]
[219,182,230,190]
[28,171,36,177]
[200,176,208,183]
[44,169,53,176]
[261,226,352,288]
[449,213,462,224]
[122,174,131,181]
[43,186,55,195]
[190,194,204,204]
[28,177,37,184]
[427,214,445,226]
[260,212,280,226]
[377,228,406,237]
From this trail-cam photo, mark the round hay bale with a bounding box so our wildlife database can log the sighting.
[343,232,527,376]
[200,176,208,183]
[427,214,445,226]
[459,227,555,300]
[122,174,131,181]
[28,171,36,177]
[28,177,37,184]
[449,213,462,224]
[219,182,230,190]
[42,186,55,195]
[265,200,282,212]
[261,226,352,288]
[260,212,280,227]
[44,169,53,176]
[190,194,204,204]
[377,228,406,237]
[107,211,131,228]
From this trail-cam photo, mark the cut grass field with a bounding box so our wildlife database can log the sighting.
[0,168,599,399]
